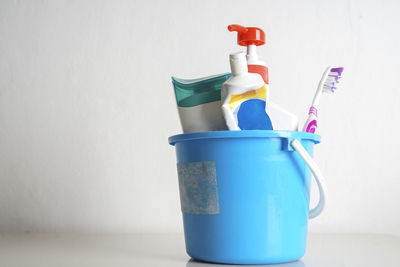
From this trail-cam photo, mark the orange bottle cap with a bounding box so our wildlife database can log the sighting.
[228,24,265,46]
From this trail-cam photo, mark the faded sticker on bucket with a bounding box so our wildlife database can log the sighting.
[177,161,219,214]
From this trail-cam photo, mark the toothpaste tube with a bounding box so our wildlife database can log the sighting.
[172,73,231,133]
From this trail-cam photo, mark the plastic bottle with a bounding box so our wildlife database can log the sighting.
[228,24,299,131]
[228,24,269,84]
[221,52,273,130]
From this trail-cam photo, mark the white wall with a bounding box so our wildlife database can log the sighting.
[0,0,399,235]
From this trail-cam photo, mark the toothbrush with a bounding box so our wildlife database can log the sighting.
[303,67,344,133]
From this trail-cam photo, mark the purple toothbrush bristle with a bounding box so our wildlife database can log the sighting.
[330,67,344,77]
[322,67,343,93]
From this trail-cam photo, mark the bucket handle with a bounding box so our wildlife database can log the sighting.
[291,139,327,219]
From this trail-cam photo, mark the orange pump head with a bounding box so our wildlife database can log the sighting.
[227,24,265,46]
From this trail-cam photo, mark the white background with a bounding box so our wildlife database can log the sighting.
[0,0,399,235]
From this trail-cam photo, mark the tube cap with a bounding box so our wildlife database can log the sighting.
[230,52,248,76]
[228,24,265,46]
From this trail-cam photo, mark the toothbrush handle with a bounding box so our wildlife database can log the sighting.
[303,106,318,133]
[291,139,327,219]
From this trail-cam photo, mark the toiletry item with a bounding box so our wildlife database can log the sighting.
[221,52,273,130]
[228,24,269,84]
[228,24,299,131]
[303,67,344,133]
[172,73,231,133]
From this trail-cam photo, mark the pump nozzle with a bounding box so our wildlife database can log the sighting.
[227,24,265,46]
[227,24,247,33]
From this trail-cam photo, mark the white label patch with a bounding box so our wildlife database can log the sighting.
[177,161,219,214]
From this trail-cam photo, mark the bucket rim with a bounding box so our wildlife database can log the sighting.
[168,130,321,146]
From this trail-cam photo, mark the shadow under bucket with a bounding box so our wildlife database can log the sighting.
[168,130,326,264]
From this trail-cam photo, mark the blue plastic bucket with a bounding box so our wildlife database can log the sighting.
[169,130,325,264]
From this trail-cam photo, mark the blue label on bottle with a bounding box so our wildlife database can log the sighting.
[237,99,273,130]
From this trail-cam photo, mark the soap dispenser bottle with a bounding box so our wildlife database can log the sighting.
[228,24,299,131]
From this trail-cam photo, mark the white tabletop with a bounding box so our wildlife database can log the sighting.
[0,233,398,267]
